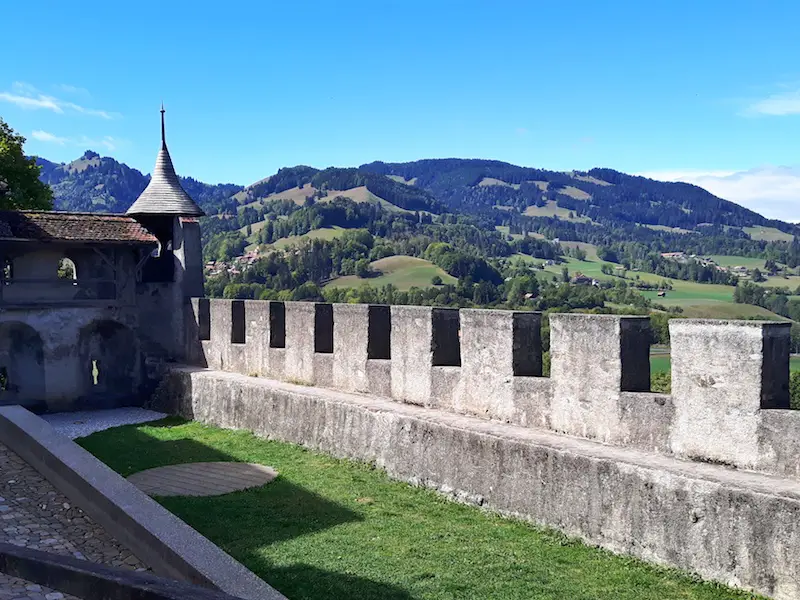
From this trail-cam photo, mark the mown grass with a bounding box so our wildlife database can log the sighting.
[79,419,763,600]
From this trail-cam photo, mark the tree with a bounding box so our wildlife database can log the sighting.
[0,118,53,210]
[431,275,443,285]
[751,268,765,283]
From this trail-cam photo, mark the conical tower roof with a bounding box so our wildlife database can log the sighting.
[126,105,205,217]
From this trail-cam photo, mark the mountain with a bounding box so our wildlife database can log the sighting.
[35,150,243,215]
[359,159,795,235]
[34,153,799,247]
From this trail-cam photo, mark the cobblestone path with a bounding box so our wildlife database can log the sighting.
[0,442,147,600]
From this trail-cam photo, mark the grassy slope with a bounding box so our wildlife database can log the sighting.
[326,256,456,291]
[742,226,794,242]
[525,243,787,320]
[78,419,763,600]
[270,226,350,249]
[524,201,593,223]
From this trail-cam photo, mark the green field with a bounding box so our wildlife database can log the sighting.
[742,226,794,242]
[524,243,789,320]
[78,419,762,600]
[708,255,766,269]
[326,255,455,291]
[651,353,800,374]
[270,226,350,249]
[523,201,593,223]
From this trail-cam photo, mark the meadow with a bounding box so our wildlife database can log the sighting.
[325,256,456,291]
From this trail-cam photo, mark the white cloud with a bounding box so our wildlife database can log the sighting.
[31,130,67,145]
[0,82,117,119]
[742,88,800,116]
[29,130,120,152]
[637,166,800,222]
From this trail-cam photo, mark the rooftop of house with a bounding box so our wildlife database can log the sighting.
[0,211,157,244]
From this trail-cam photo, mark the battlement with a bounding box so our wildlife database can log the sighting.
[186,299,800,479]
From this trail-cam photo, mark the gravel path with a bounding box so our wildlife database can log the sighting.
[41,408,166,440]
[0,441,148,599]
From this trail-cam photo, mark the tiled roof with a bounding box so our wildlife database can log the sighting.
[0,211,157,244]
[126,109,205,217]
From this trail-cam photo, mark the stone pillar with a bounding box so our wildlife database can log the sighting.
[243,300,270,376]
[457,310,542,421]
[284,301,316,384]
[549,314,651,442]
[333,304,393,394]
[669,319,790,468]
[333,304,370,392]
[204,299,232,370]
[391,306,435,405]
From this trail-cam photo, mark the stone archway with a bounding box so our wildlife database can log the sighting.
[0,322,46,404]
[78,320,140,407]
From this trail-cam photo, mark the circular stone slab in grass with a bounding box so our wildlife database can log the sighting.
[127,462,278,497]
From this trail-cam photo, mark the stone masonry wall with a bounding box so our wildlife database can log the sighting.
[185,299,800,479]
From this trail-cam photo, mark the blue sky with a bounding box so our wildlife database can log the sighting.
[3,1,800,219]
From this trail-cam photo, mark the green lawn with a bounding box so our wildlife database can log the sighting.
[326,256,455,291]
[78,419,762,600]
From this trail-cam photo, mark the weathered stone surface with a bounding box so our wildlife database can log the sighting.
[549,314,651,442]
[390,306,434,405]
[164,366,800,600]
[670,319,791,468]
[284,302,316,384]
[458,310,542,422]
[0,439,145,599]
[0,406,285,600]
[184,300,800,478]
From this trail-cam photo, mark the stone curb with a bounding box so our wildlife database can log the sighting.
[0,405,286,600]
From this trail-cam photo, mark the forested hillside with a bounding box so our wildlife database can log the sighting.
[36,151,242,215]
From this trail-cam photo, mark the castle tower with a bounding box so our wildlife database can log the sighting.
[127,105,205,298]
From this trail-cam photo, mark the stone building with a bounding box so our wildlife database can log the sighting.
[0,107,204,412]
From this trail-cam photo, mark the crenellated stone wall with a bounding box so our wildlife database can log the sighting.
[169,299,800,599]
[184,299,800,479]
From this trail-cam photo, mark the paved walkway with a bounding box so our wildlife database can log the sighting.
[0,442,147,600]
[42,408,166,440]
[128,462,278,497]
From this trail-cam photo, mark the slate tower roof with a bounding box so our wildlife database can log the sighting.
[126,105,205,217]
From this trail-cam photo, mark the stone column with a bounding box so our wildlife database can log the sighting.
[390,306,435,405]
[284,301,316,384]
[458,309,542,421]
[549,314,651,442]
[669,319,790,468]
[243,300,270,376]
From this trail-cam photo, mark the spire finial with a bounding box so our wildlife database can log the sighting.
[160,102,166,148]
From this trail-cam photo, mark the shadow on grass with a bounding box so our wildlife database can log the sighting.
[80,421,414,599]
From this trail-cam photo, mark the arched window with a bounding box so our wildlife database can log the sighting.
[58,257,77,282]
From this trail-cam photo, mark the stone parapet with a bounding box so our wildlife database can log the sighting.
[187,300,798,478]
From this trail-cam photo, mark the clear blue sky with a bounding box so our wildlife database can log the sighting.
[3,1,800,217]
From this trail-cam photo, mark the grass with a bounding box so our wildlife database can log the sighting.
[742,226,794,242]
[651,354,800,374]
[326,256,455,291]
[271,226,350,249]
[707,255,766,269]
[78,419,763,600]
[523,201,593,223]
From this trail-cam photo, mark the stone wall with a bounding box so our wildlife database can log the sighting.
[161,367,800,600]
[186,299,800,479]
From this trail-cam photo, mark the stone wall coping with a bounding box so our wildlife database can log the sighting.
[548,312,651,321]
[670,318,792,328]
[0,405,286,600]
[174,367,800,501]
